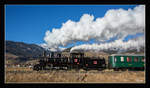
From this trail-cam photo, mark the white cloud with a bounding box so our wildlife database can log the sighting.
[42,5,145,52]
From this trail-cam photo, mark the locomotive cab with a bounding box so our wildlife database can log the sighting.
[70,51,84,70]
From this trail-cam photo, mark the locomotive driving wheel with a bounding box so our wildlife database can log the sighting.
[33,64,41,71]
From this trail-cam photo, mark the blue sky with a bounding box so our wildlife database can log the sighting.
[5,5,144,47]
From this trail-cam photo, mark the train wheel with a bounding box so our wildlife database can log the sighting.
[33,65,40,71]
[35,68,39,71]
[114,68,119,71]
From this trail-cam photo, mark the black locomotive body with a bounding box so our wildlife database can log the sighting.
[33,51,106,71]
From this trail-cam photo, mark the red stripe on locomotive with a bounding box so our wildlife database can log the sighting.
[93,61,97,64]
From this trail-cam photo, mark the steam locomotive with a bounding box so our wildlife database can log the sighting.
[33,51,106,71]
[33,51,145,71]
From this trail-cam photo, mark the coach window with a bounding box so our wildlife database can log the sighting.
[127,57,132,62]
[142,57,145,62]
[121,57,124,62]
[114,57,117,62]
[134,57,138,62]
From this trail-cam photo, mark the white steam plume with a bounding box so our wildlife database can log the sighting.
[43,5,145,51]
[70,35,145,52]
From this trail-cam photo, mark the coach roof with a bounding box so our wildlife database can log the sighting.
[110,54,145,56]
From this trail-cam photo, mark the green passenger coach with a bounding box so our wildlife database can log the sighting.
[108,54,145,71]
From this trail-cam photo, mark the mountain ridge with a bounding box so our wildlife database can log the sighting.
[6,40,45,58]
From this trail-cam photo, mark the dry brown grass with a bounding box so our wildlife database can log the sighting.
[5,67,145,83]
